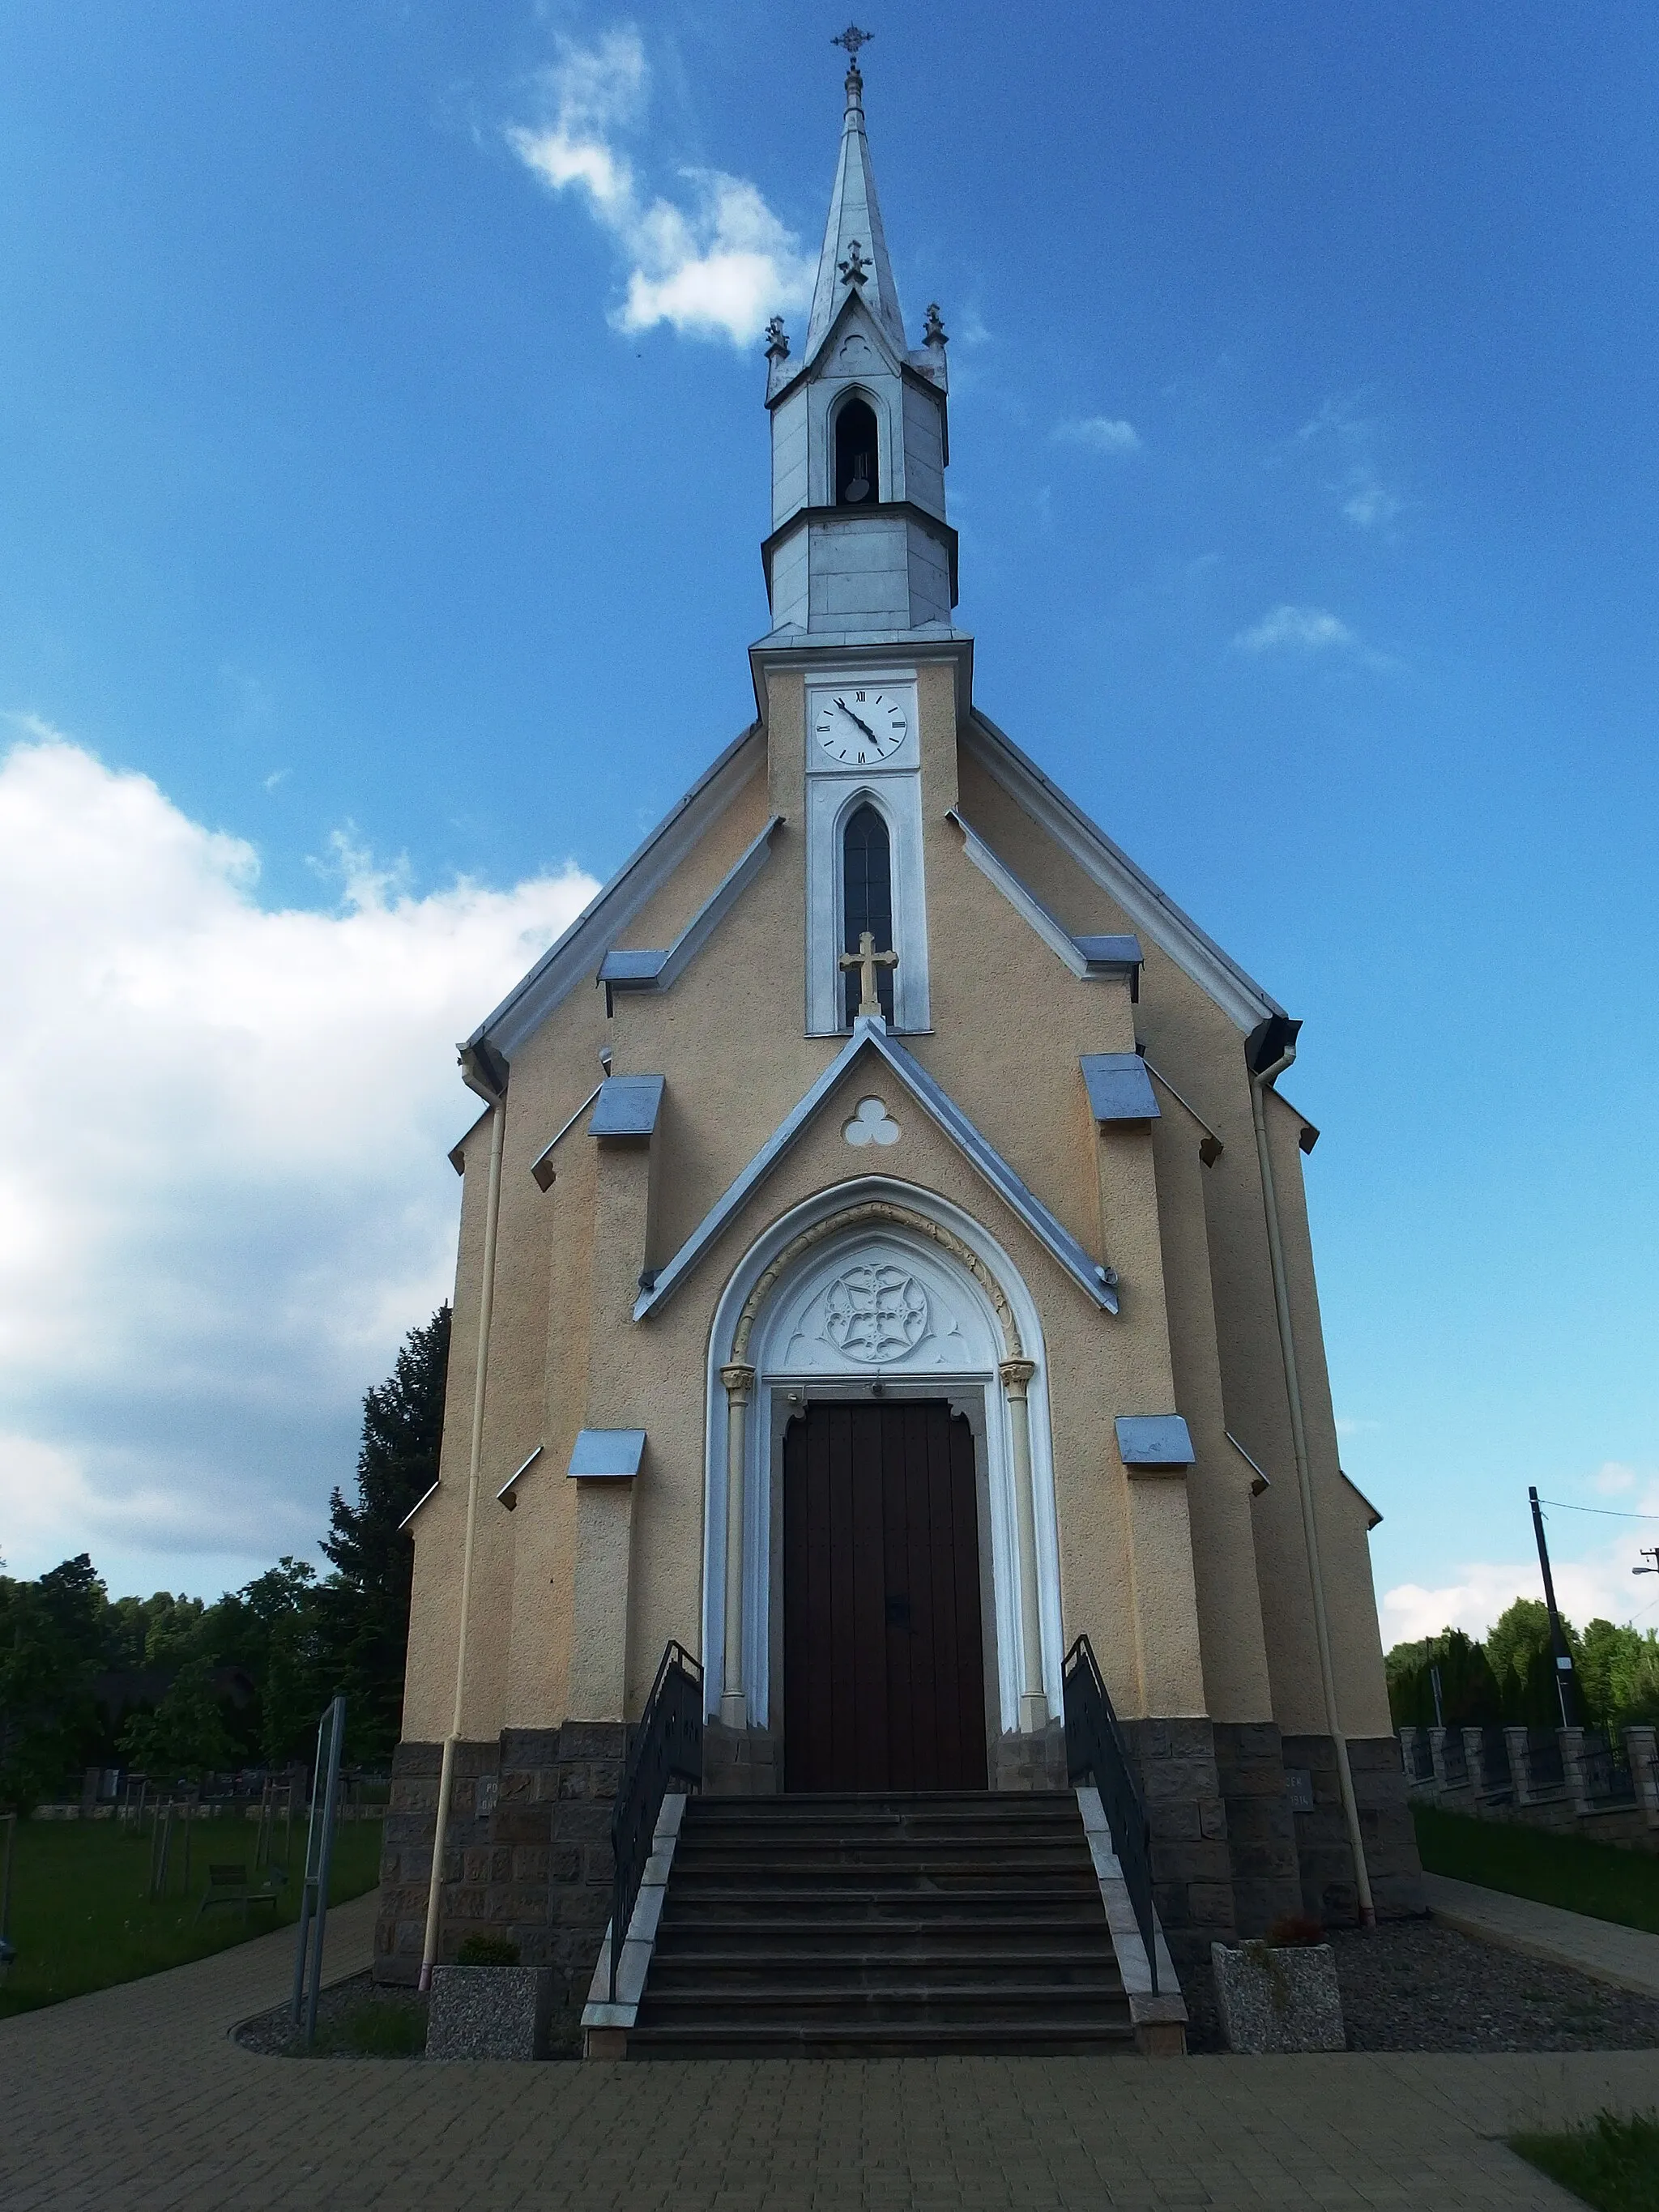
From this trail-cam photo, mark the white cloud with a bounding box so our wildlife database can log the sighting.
[1381,1474,1659,1644]
[1053,416,1141,455]
[1233,603,1357,654]
[1341,467,1403,531]
[0,730,599,1594]
[506,29,812,347]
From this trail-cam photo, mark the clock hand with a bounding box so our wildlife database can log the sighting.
[834,697,879,742]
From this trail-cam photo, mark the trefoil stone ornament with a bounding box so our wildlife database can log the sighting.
[842,1096,900,1149]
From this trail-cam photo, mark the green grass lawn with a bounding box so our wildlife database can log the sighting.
[1512,2113,1659,2211]
[1414,1805,1659,1935]
[0,1813,382,2018]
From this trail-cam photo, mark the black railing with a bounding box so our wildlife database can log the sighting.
[1402,1729,1435,1782]
[1062,1635,1158,1995]
[1437,1733,1468,1786]
[608,1642,702,2000]
[1580,1733,1636,1806]
[1524,1728,1565,1796]
[1475,1728,1513,1800]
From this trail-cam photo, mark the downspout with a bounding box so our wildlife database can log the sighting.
[1247,1016,1376,1929]
[418,1042,509,1991]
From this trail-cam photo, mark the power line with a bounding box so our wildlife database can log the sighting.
[1535,1497,1659,1521]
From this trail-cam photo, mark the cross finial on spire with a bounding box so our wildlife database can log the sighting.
[832,24,874,69]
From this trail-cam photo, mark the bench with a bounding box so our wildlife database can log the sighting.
[196,1862,287,1921]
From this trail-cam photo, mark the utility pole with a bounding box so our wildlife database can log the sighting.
[1635,1547,1659,1579]
[1529,1485,1579,1728]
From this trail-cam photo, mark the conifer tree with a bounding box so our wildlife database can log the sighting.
[318,1305,451,1761]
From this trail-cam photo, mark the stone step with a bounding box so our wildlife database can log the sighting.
[654,1917,1117,1956]
[625,2019,1139,2058]
[635,1981,1134,2027]
[645,1949,1124,1991]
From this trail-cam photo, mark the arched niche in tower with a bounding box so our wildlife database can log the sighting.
[842,799,895,1023]
[834,394,880,506]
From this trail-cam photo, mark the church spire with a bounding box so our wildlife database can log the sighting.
[804,28,908,364]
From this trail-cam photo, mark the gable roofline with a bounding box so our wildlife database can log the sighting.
[467,723,764,1062]
[767,288,940,414]
[633,1014,1120,1324]
[963,710,1288,1035]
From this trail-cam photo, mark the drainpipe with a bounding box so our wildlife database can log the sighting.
[1247,1016,1376,1929]
[418,1042,509,1991]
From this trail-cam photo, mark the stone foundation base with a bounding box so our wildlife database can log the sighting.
[704,1721,781,1795]
[374,1722,627,2050]
[993,1722,1068,1792]
[1281,1732,1424,1922]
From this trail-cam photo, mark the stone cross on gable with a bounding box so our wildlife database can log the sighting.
[839,931,898,1018]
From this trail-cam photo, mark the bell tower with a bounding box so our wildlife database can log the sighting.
[759,33,956,642]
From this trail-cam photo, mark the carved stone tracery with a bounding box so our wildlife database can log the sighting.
[729,1198,1021,1365]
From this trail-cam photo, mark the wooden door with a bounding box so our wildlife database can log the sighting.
[782,1399,988,1793]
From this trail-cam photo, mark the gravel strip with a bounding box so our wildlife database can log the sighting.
[234,1970,428,2059]
[1185,1918,1659,2054]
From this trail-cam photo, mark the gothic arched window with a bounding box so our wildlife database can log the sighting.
[842,802,895,1024]
[834,397,879,506]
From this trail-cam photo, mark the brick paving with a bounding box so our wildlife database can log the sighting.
[4,1890,1659,2207]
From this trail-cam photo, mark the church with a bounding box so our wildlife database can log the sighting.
[377,36,1422,2056]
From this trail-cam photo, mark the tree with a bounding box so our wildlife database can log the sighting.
[1384,1628,1503,1730]
[118,1656,237,1782]
[1486,1596,1577,1728]
[0,1554,108,1810]
[318,1306,451,1762]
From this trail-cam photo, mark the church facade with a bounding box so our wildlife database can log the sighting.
[377,49,1421,2041]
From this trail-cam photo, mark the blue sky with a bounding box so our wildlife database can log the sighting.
[2,2,1657,1639]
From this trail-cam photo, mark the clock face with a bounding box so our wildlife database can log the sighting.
[812,688,910,766]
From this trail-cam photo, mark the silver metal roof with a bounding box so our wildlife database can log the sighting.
[633,1016,1120,1323]
[1081,1053,1160,1123]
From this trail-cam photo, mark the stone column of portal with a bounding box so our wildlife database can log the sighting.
[719,1364,755,1730]
[1000,1359,1048,1732]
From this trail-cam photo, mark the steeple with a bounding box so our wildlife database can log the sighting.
[803,36,907,365]
[757,34,957,645]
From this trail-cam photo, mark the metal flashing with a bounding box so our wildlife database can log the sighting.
[1115,1415,1196,1469]
[531,1080,607,1190]
[963,712,1286,1034]
[497,1443,544,1509]
[948,809,1143,995]
[467,725,764,1061]
[598,815,784,1011]
[633,1016,1119,1323]
[589,1074,664,1140]
[1081,1054,1160,1123]
[1341,1468,1384,1529]
[447,1104,491,1177]
[568,1429,646,1481]
[397,1479,440,1532]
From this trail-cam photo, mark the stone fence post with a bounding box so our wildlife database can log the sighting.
[1503,1727,1536,1806]
[1559,1727,1589,1816]
[1397,1727,1428,1796]
[1428,1728,1470,1803]
[1461,1727,1498,1801]
[1627,1727,1659,1830]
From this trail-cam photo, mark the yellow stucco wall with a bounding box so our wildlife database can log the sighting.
[401,660,1393,1751]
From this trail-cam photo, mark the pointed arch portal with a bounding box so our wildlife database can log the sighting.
[703,1179,1064,1767]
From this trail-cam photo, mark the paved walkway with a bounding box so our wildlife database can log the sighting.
[4,1890,1659,2208]
[1426,1870,1659,1997]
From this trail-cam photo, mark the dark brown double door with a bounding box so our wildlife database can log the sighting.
[783,1399,988,1793]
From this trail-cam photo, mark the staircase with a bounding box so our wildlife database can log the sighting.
[626,1791,1140,2057]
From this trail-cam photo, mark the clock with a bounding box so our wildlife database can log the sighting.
[812,686,910,766]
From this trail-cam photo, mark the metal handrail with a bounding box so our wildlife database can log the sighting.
[608,1642,703,2000]
[1061,1634,1158,1995]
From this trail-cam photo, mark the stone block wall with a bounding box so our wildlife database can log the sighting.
[375,1722,628,2050]
[1281,1731,1423,1924]
[1211,1721,1303,1937]
[1123,1716,1235,1968]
